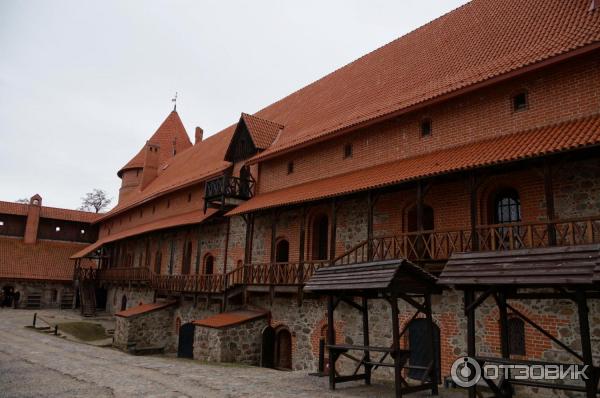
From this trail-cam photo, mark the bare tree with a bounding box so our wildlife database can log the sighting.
[79,189,112,213]
[15,198,30,204]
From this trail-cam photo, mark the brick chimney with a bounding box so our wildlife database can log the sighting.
[140,141,160,190]
[24,194,42,244]
[195,126,204,144]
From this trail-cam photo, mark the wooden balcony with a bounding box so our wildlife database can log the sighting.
[97,267,152,282]
[334,215,600,265]
[226,260,329,287]
[204,175,255,211]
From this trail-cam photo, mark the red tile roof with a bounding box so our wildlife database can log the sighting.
[0,237,95,281]
[118,111,192,177]
[0,201,99,223]
[229,114,600,215]
[115,301,176,318]
[72,209,217,258]
[242,0,600,163]
[193,309,269,329]
[98,128,234,222]
[241,113,283,149]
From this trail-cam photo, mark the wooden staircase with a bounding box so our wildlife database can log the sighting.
[79,282,97,317]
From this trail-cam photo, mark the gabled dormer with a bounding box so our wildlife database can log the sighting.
[205,113,283,212]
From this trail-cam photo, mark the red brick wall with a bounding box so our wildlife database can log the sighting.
[257,52,600,194]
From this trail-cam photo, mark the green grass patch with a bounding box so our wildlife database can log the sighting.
[56,322,109,341]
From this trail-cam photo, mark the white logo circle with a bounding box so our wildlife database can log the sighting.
[451,357,481,388]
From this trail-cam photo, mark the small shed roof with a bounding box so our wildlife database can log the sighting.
[438,244,600,287]
[304,259,438,295]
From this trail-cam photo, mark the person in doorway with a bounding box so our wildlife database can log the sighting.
[0,290,5,308]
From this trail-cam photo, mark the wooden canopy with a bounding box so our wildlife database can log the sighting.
[304,259,439,296]
[438,244,600,287]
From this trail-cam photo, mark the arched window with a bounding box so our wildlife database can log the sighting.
[312,214,329,260]
[275,239,289,263]
[154,251,162,274]
[204,254,214,275]
[508,317,526,356]
[120,295,127,311]
[181,241,192,275]
[493,189,521,224]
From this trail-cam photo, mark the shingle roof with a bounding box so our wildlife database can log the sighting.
[98,128,234,223]
[438,244,600,286]
[118,111,192,177]
[115,301,176,318]
[229,114,600,215]
[72,209,217,258]
[243,0,600,163]
[0,237,95,281]
[193,309,269,329]
[0,200,99,223]
[240,113,283,149]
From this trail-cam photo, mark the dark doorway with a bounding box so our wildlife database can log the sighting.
[204,255,214,274]
[1,285,14,307]
[407,204,434,232]
[275,327,292,370]
[177,322,195,359]
[407,318,440,381]
[312,214,329,260]
[95,287,107,311]
[275,239,289,263]
[261,326,275,368]
[120,295,127,311]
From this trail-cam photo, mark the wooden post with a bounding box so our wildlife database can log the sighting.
[362,296,371,385]
[367,191,374,262]
[469,173,480,251]
[223,217,231,276]
[298,207,306,305]
[390,293,402,398]
[576,290,597,398]
[497,291,513,397]
[544,159,557,246]
[327,295,336,390]
[465,289,476,398]
[329,200,337,263]
[425,293,439,395]
[270,211,277,304]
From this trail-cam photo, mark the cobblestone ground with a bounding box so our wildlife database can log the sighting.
[0,309,466,398]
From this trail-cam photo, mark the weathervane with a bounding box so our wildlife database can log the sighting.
[172,92,178,111]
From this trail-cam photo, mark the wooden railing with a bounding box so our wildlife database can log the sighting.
[73,267,99,281]
[151,274,225,294]
[205,175,255,201]
[97,267,152,282]
[334,216,600,265]
[229,261,329,286]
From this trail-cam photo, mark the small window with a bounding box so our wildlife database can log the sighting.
[55,226,61,232]
[421,119,432,137]
[139,209,143,218]
[152,205,156,214]
[287,161,294,174]
[167,199,171,208]
[343,143,353,159]
[508,317,526,356]
[188,193,192,202]
[512,92,528,112]
[80,229,86,235]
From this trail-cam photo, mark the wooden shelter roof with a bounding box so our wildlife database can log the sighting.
[438,244,600,287]
[304,260,438,295]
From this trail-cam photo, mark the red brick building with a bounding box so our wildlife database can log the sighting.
[0,195,97,308]
[70,0,600,394]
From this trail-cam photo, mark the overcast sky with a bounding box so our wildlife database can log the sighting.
[0,0,469,211]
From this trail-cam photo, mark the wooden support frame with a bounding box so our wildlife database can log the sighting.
[462,286,599,398]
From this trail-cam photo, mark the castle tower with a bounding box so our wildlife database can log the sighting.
[117,110,192,203]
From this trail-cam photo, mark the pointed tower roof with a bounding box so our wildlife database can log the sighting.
[118,111,192,177]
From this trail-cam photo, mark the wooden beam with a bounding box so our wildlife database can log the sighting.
[390,294,402,398]
[367,191,374,262]
[270,210,277,264]
[495,291,513,398]
[576,290,597,398]
[424,293,439,395]
[327,295,336,391]
[465,289,477,398]
[544,159,557,246]
[362,296,371,385]
[469,172,480,251]
[329,200,337,262]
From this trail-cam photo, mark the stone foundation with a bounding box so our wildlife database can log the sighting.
[113,303,176,351]
[1,280,73,309]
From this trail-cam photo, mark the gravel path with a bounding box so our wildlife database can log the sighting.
[0,309,464,398]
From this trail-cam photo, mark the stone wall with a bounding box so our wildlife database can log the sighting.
[105,286,155,315]
[0,280,73,309]
[113,305,175,351]
[193,317,268,364]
